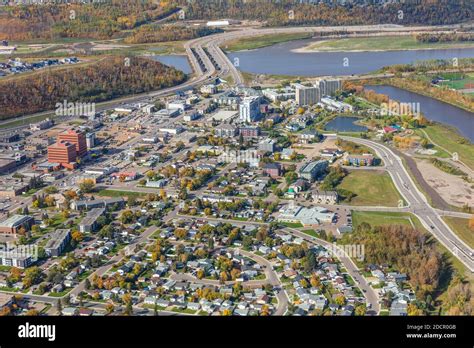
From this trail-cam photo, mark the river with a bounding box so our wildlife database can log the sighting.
[152,55,192,74]
[365,85,474,142]
[226,39,474,77]
[153,41,474,78]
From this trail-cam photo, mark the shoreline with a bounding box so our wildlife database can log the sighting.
[293,43,474,54]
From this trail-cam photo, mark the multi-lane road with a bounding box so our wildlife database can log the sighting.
[341,136,474,272]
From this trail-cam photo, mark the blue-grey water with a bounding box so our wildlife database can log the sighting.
[365,85,474,142]
[226,39,474,77]
[325,116,368,132]
[152,55,192,74]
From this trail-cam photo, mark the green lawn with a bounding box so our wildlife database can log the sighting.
[223,33,312,52]
[97,189,147,199]
[301,229,318,238]
[352,211,416,229]
[338,171,403,207]
[306,36,474,52]
[442,217,474,249]
[422,124,474,171]
[439,78,474,90]
[280,221,304,228]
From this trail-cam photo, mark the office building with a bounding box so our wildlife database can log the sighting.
[58,129,87,157]
[0,215,34,235]
[48,141,77,168]
[86,132,95,149]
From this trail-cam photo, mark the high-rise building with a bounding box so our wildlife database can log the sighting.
[294,83,320,106]
[58,129,87,157]
[317,79,342,97]
[239,96,261,122]
[86,132,95,149]
[47,140,77,168]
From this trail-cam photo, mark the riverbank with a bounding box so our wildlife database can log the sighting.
[294,36,474,53]
[223,33,312,52]
[370,77,474,114]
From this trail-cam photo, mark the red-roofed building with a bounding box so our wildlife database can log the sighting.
[383,126,397,134]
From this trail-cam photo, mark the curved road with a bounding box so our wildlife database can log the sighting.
[341,136,474,272]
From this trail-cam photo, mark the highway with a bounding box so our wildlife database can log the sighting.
[341,136,474,272]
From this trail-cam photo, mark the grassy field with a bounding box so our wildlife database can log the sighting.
[442,216,474,249]
[97,189,147,199]
[423,124,474,170]
[338,171,403,207]
[352,211,416,229]
[306,36,474,52]
[223,33,312,52]
[438,73,474,90]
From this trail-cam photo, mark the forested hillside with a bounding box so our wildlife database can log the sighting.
[0,56,186,119]
[1,0,471,42]
[179,0,473,26]
[0,0,178,40]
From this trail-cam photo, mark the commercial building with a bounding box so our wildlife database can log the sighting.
[183,112,200,122]
[0,215,34,235]
[0,133,20,143]
[277,205,335,227]
[0,181,30,198]
[239,96,261,123]
[294,83,320,106]
[299,160,328,182]
[0,158,19,174]
[79,208,105,233]
[47,140,77,169]
[44,229,71,257]
[58,129,87,157]
[30,118,53,131]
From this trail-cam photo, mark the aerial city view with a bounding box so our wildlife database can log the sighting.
[0,1,473,341]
